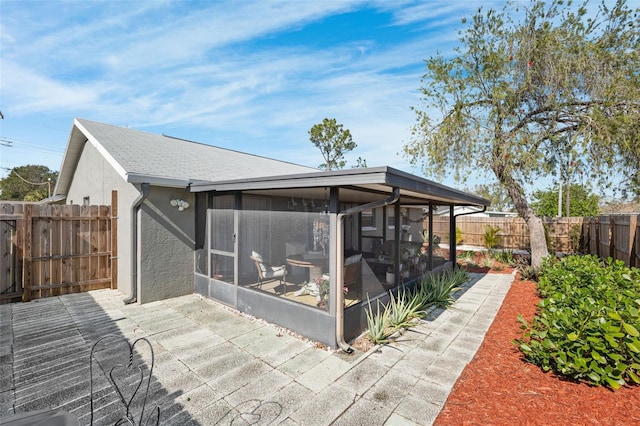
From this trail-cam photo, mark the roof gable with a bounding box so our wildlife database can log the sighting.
[55,118,316,194]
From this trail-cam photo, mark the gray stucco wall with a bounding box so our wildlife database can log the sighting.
[65,141,139,298]
[138,186,195,303]
[64,141,195,303]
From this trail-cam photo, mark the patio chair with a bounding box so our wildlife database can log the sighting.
[250,251,287,290]
[343,253,362,290]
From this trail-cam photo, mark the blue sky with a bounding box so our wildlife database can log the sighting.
[3,0,621,201]
[0,0,501,187]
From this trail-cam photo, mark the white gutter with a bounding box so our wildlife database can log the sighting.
[123,183,150,304]
[335,188,401,353]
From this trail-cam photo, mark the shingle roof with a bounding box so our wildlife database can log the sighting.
[55,118,316,194]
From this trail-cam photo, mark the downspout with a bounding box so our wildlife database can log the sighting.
[123,183,150,304]
[451,205,487,266]
[336,187,401,353]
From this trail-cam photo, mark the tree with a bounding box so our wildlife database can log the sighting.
[352,156,368,169]
[468,182,514,212]
[531,184,600,217]
[403,0,639,268]
[309,118,356,170]
[0,165,58,201]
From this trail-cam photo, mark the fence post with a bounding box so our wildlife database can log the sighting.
[609,215,615,259]
[21,204,32,302]
[630,214,638,268]
[111,190,118,289]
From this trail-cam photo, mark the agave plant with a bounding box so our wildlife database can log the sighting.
[387,288,423,329]
[416,268,466,309]
[365,296,391,344]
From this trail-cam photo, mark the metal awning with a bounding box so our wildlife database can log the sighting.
[190,166,489,208]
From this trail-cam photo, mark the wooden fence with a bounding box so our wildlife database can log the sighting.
[431,216,584,253]
[0,200,116,304]
[430,214,639,268]
[582,215,639,268]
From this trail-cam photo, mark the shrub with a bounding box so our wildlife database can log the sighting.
[458,250,475,262]
[456,226,464,244]
[518,265,540,281]
[490,249,515,266]
[482,225,501,249]
[515,255,640,390]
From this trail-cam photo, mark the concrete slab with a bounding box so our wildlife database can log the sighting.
[295,355,352,393]
[0,272,514,425]
[335,357,389,395]
[277,347,332,379]
[331,396,394,426]
[288,383,356,426]
[384,412,421,425]
[223,368,292,407]
[362,369,420,408]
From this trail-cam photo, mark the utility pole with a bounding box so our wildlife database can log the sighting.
[566,170,570,217]
[558,178,563,217]
[0,137,13,178]
[558,161,563,217]
[566,161,573,218]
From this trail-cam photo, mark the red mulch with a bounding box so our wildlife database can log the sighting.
[435,276,640,425]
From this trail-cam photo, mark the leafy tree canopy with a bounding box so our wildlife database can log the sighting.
[0,165,58,201]
[467,182,514,212]
[404,0,639,267]
[352,156,368,169]
[309,118,357,170]
[531,183,600,217]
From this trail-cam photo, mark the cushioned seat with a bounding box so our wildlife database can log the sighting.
[250,250,287,290]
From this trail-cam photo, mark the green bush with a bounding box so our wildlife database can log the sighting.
[456,226,464,244]
[515,255,640,390]
[490,249,515,266]
[458,250,475,262]
[482,225,501,249]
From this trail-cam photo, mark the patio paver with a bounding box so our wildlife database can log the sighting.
[0,271,513,425]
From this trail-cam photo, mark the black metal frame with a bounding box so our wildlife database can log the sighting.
[89,334,160,426]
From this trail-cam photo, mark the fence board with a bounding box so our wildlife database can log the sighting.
[634,218,640,268]
[588,218,599,255]
[431,216,583,252]
[111,190,118,289]
[598,216,613,259]
[0,202,115,303]
[1,204,18,298]
[613,215,632,266]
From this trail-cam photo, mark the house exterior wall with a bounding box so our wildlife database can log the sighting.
[64,141,195,303]
[65,141,139,298]
[138,186,195,303]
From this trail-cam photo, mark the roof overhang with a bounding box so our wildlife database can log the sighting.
[190,166,490,207]
[125,173,191,188]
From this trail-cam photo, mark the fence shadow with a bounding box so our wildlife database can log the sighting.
[1,291,198,425]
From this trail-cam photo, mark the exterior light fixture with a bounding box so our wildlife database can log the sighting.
[170,199,190,211]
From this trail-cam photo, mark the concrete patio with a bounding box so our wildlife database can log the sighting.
[0,272,513,425]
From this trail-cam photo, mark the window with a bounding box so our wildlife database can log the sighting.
[361,210,376,231]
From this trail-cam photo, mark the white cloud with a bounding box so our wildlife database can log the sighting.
[0,1,477,178]
[0,61,106,113]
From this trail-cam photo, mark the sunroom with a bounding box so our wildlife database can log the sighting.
[191,167,489,349]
